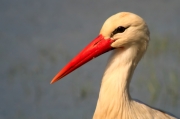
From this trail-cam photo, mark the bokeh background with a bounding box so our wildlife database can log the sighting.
[1,0,180,119]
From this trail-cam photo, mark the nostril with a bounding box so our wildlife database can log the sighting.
[93,40,101,47]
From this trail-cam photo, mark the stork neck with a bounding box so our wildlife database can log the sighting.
[93,48,138,119]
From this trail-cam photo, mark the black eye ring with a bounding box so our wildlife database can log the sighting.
[110,26,127,37]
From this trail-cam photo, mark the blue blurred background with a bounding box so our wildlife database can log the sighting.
[0,0,180,119]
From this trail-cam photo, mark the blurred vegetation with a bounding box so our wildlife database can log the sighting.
[167,71,179,106]
[147,72,161,104]
[135,35,180,107]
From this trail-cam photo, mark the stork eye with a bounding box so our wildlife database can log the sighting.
[116,26,126,33]
[111,26,126,37]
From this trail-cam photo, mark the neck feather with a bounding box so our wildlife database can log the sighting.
[93,46,140,119]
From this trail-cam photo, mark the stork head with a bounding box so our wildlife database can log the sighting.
[101,12,150,49]
[51,12,150,84]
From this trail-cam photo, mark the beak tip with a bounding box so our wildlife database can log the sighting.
[50,77,58,84]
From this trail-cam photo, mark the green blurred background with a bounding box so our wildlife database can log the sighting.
[0,0,180,119]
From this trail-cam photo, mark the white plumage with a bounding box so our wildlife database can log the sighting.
[51,12,177,119]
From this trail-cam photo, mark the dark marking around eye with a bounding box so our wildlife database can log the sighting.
[110,26,127,37]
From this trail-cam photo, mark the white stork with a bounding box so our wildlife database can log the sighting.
[51,12,177,119]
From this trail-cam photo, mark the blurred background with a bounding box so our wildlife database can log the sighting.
[0,0,180,119]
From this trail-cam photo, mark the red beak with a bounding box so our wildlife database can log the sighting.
[50,34,114,84]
